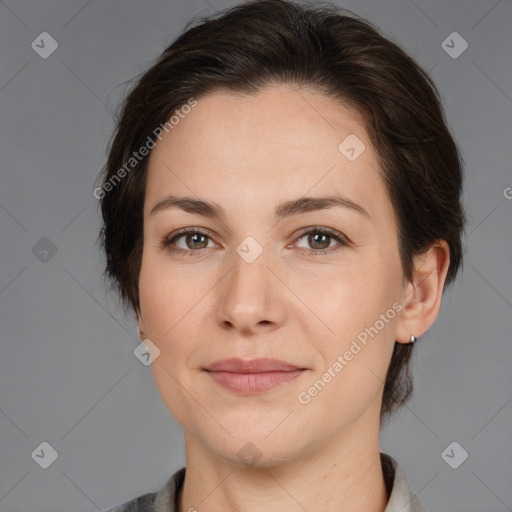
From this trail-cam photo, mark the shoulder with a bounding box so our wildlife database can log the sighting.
[381,452,430,512]
[104,491,156,512]
[104,467,186,512]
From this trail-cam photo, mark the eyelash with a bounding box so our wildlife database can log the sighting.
[161,226,349,258]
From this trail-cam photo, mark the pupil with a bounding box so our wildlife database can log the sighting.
[311,233,328,249]
[189,233,207,249]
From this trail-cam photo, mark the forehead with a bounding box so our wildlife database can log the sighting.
[144,84,391,223]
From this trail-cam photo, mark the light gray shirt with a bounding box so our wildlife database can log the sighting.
[106,452,428,512]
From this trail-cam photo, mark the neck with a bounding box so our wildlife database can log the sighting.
[178,407,389,512]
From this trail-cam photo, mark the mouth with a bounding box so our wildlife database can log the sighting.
[202,358,308,394]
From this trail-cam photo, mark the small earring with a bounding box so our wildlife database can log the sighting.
[409,334,416,345]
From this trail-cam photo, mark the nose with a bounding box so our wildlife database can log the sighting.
[213,247,287,336]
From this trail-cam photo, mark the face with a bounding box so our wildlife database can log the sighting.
[138,84,407,466]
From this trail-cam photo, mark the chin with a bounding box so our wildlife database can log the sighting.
[202,427,307,470]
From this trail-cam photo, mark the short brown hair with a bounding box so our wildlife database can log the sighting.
[97,0,465,424]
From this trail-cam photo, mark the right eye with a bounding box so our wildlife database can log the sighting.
[162,228,216,252]
[161,228,218,255]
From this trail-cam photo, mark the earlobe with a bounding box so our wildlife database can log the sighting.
[395,240,451,344]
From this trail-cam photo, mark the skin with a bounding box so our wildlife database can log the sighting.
[137,84,450,512]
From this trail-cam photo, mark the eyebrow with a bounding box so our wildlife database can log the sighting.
[149,194,370,221]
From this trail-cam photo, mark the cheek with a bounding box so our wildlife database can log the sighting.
[138,251,215,366]
[295,273,397,424]
[293,255,400,376]
[138,259,199,424]
[289,256,392,332]
[138,250,194,333]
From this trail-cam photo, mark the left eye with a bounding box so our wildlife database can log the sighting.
[292,228,348,254]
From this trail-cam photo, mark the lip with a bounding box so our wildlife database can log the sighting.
[203,357,304,373]
[202,358,307,394]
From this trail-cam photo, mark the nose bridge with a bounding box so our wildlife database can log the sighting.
[214,239,286,333]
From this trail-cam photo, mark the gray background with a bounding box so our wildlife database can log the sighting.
[0,0,511,511]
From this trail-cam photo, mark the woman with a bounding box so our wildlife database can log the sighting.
[98,0,465,510]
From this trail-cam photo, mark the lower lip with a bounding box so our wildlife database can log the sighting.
[205,370,305,394]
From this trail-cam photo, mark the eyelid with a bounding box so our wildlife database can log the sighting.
[293,225,349,244]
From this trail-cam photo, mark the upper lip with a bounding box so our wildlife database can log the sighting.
[203,358,305,373]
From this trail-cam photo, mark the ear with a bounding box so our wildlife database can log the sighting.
[395,240,451,344]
